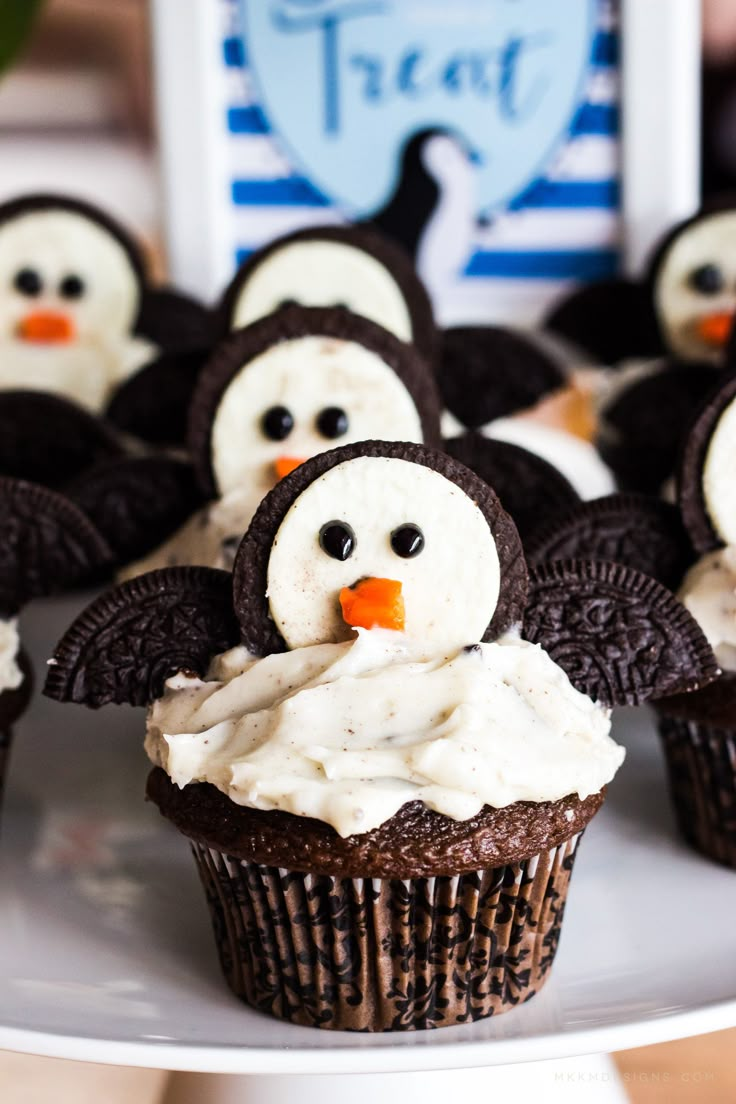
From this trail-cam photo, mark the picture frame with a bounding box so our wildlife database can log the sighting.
[151,0,701,323]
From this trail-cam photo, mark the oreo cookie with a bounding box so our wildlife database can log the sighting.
[216,224,437,366]
[598,361,722,494]
[44,566,239,707]
[437,327,566,429]
[106,348,209,448]
[66,456,205,566]
[0,392,124,489]
[525,493,694,590]
[0,477,111,616]
[523,559,718,706]
[188,305,442,498]
[232,440,528,656]
[445,434,579,544]
[677,370,736,553]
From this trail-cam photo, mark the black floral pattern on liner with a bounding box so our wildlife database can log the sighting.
[192,835,580,1032]
[658,718,736,869]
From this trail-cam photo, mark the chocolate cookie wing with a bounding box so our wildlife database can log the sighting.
[66,456,205,567]
[106,348,209,447]
[525,493,694,590]
[524,559,718,706]
[444,434,579,544]
[44,566,239,707]
[545,278,661,364]
[677,370,736,553]
[0,478,111,615]
[598,361,722,493]
[438,327,565,428]
[0,392,125,489]
[136,287,213,352]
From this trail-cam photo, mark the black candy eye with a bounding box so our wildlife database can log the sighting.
[261,405,294,441]
[13,268,42,296]
[59,273,85,299]
[319,521,355,561]
[688,264,724,295]
[316,406,349,438]
[332,301,349,310]
[278,298,298,309]
[390,524,424,558]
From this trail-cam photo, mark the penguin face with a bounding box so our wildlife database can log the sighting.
[266,455,501,650]
[211,333,424,496]
[0,208,141,347]
[655,210,736,363]
[229,239,413,343]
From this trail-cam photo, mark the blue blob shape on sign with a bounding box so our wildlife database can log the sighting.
[241,0,597,217]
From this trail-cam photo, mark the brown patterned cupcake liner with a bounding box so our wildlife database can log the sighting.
[658,718,736,868]
[191,832,582,1032]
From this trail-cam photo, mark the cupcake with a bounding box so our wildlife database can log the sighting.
[45,442,715,1029]
[654,372,736,866]
[0,477,110,813]
[520,371,736,868]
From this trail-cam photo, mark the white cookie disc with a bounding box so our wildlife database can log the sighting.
[230,240,413,342]
[210,335,424,496]
[267,456,501,650]
[702,394,736,544]
[654,210,736,364]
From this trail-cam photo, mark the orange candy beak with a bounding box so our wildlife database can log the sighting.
[695,311,734,349]
[339,577,405,633]
[274,456,306,480]
[17,310,76,344]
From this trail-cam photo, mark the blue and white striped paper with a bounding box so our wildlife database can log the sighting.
[215,0,620,325]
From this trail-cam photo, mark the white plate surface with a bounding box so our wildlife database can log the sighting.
[0,596,735,1074]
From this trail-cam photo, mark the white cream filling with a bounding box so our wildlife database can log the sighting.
[0,618,22,695]
[702,396,736,545]
[654,211,736,363]
[267,456,501,650]
[146,630,622,838]
[679,546,736,672]
[210,334,424,497]
[230,240,413,342]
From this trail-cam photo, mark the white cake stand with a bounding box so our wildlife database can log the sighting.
[1,598,734,1103]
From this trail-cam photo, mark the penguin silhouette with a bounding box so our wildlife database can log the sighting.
[369,128,480,287]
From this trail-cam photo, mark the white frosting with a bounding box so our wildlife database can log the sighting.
[211,334,424,496]
[702,395,736,544]
[0,209,154,410]
[230,240,413,343]
[145,631,623,838]
[267,456,501,650]
[679,546,736,672]
[119,484,267,580]
[654,211,736,363]
[0,618,22,695]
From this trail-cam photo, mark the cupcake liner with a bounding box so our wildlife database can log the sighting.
[191,832,582,1031]
[658,717,736,868]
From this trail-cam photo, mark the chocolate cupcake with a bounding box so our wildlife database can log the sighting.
[45,443,715,1029]
[529,371,736,867]
[655,373,736,866]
